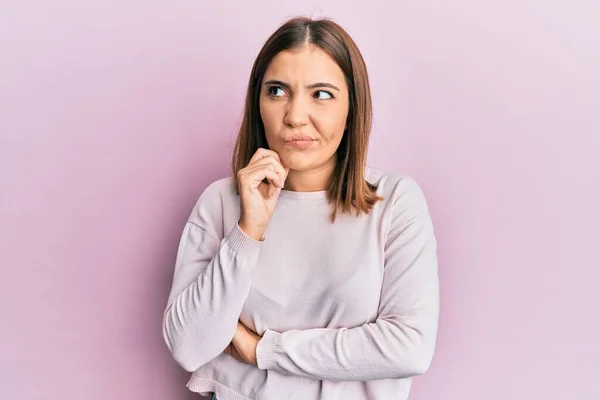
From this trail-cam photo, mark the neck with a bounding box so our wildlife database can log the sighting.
[284,158,336,192]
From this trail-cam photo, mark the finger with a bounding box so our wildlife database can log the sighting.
[233,321,253,343]
[247,157,287,187]
[230,346,242,362]
[236,321,245,334]
[231,325,244,349]
[267,184,281,198]
[247,156,281,172]
[243,165,282,189]
[225,343,242,362]
[248,148,281,166]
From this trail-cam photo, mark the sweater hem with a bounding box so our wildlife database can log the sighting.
[187,376,253,400]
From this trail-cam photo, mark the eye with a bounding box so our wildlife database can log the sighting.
[267,86,286,97]
[314,90,333,100]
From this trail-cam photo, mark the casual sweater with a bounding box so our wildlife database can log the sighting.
[162,167,440,400]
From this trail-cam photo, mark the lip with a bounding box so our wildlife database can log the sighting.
[284,135,317,149]
[286,134,316,142]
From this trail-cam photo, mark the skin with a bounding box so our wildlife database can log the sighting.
[232,45,351,366]
[259,45,349,192]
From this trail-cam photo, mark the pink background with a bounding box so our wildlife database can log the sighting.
[1,1,599,399]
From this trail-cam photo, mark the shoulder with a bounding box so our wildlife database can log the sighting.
[197,176,237,203]
[366,168,436,247]
[365,166,430,208]
[187,176,238,228]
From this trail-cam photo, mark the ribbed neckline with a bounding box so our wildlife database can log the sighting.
[278,188,328,199]
[273,167,377,200]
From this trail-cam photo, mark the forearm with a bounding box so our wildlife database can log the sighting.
[256,312,438,381]
[163,224,261,372]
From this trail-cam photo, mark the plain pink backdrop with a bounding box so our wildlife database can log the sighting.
[1,1,598,399]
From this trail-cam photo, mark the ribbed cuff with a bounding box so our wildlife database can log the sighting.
[256,329,281,370]
[225,223,263,259]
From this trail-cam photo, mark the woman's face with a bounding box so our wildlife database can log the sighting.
[259,46,350,172]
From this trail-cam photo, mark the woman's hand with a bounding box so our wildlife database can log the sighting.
[224,321,261,366]
[237,148,289,241]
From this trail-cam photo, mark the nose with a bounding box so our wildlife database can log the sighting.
[283,96,309,128]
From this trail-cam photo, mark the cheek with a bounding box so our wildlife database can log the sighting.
[259,101,283,150]
[260,101,281,131]
[314,107,348,142]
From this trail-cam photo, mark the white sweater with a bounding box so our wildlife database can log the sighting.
[163,167,440,399]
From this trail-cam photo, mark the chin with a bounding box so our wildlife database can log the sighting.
[278,152,319,172]
[280,152,337,174]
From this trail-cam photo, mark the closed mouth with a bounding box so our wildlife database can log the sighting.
[285,136,316,142]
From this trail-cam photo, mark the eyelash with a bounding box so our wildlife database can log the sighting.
[267,86,285,98]
[266,86,335,100]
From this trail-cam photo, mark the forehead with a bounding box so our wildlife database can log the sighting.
[263,46,346,85]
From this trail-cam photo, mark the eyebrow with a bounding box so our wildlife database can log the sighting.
[263,79,341,92]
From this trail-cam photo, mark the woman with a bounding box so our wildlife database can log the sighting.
[163,16,439,400]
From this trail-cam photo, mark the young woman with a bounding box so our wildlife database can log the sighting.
[163,16,439,400]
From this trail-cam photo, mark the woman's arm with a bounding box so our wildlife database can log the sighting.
[255,178,439,381]
[162,194,263,372]
[164,149,286,372]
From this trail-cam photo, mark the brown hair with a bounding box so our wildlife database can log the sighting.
[232,16,382,221]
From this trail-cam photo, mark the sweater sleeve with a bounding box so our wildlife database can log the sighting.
[255,178,439,381]
[162,202,263,372]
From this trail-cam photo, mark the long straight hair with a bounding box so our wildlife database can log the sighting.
[232,16,382,221]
